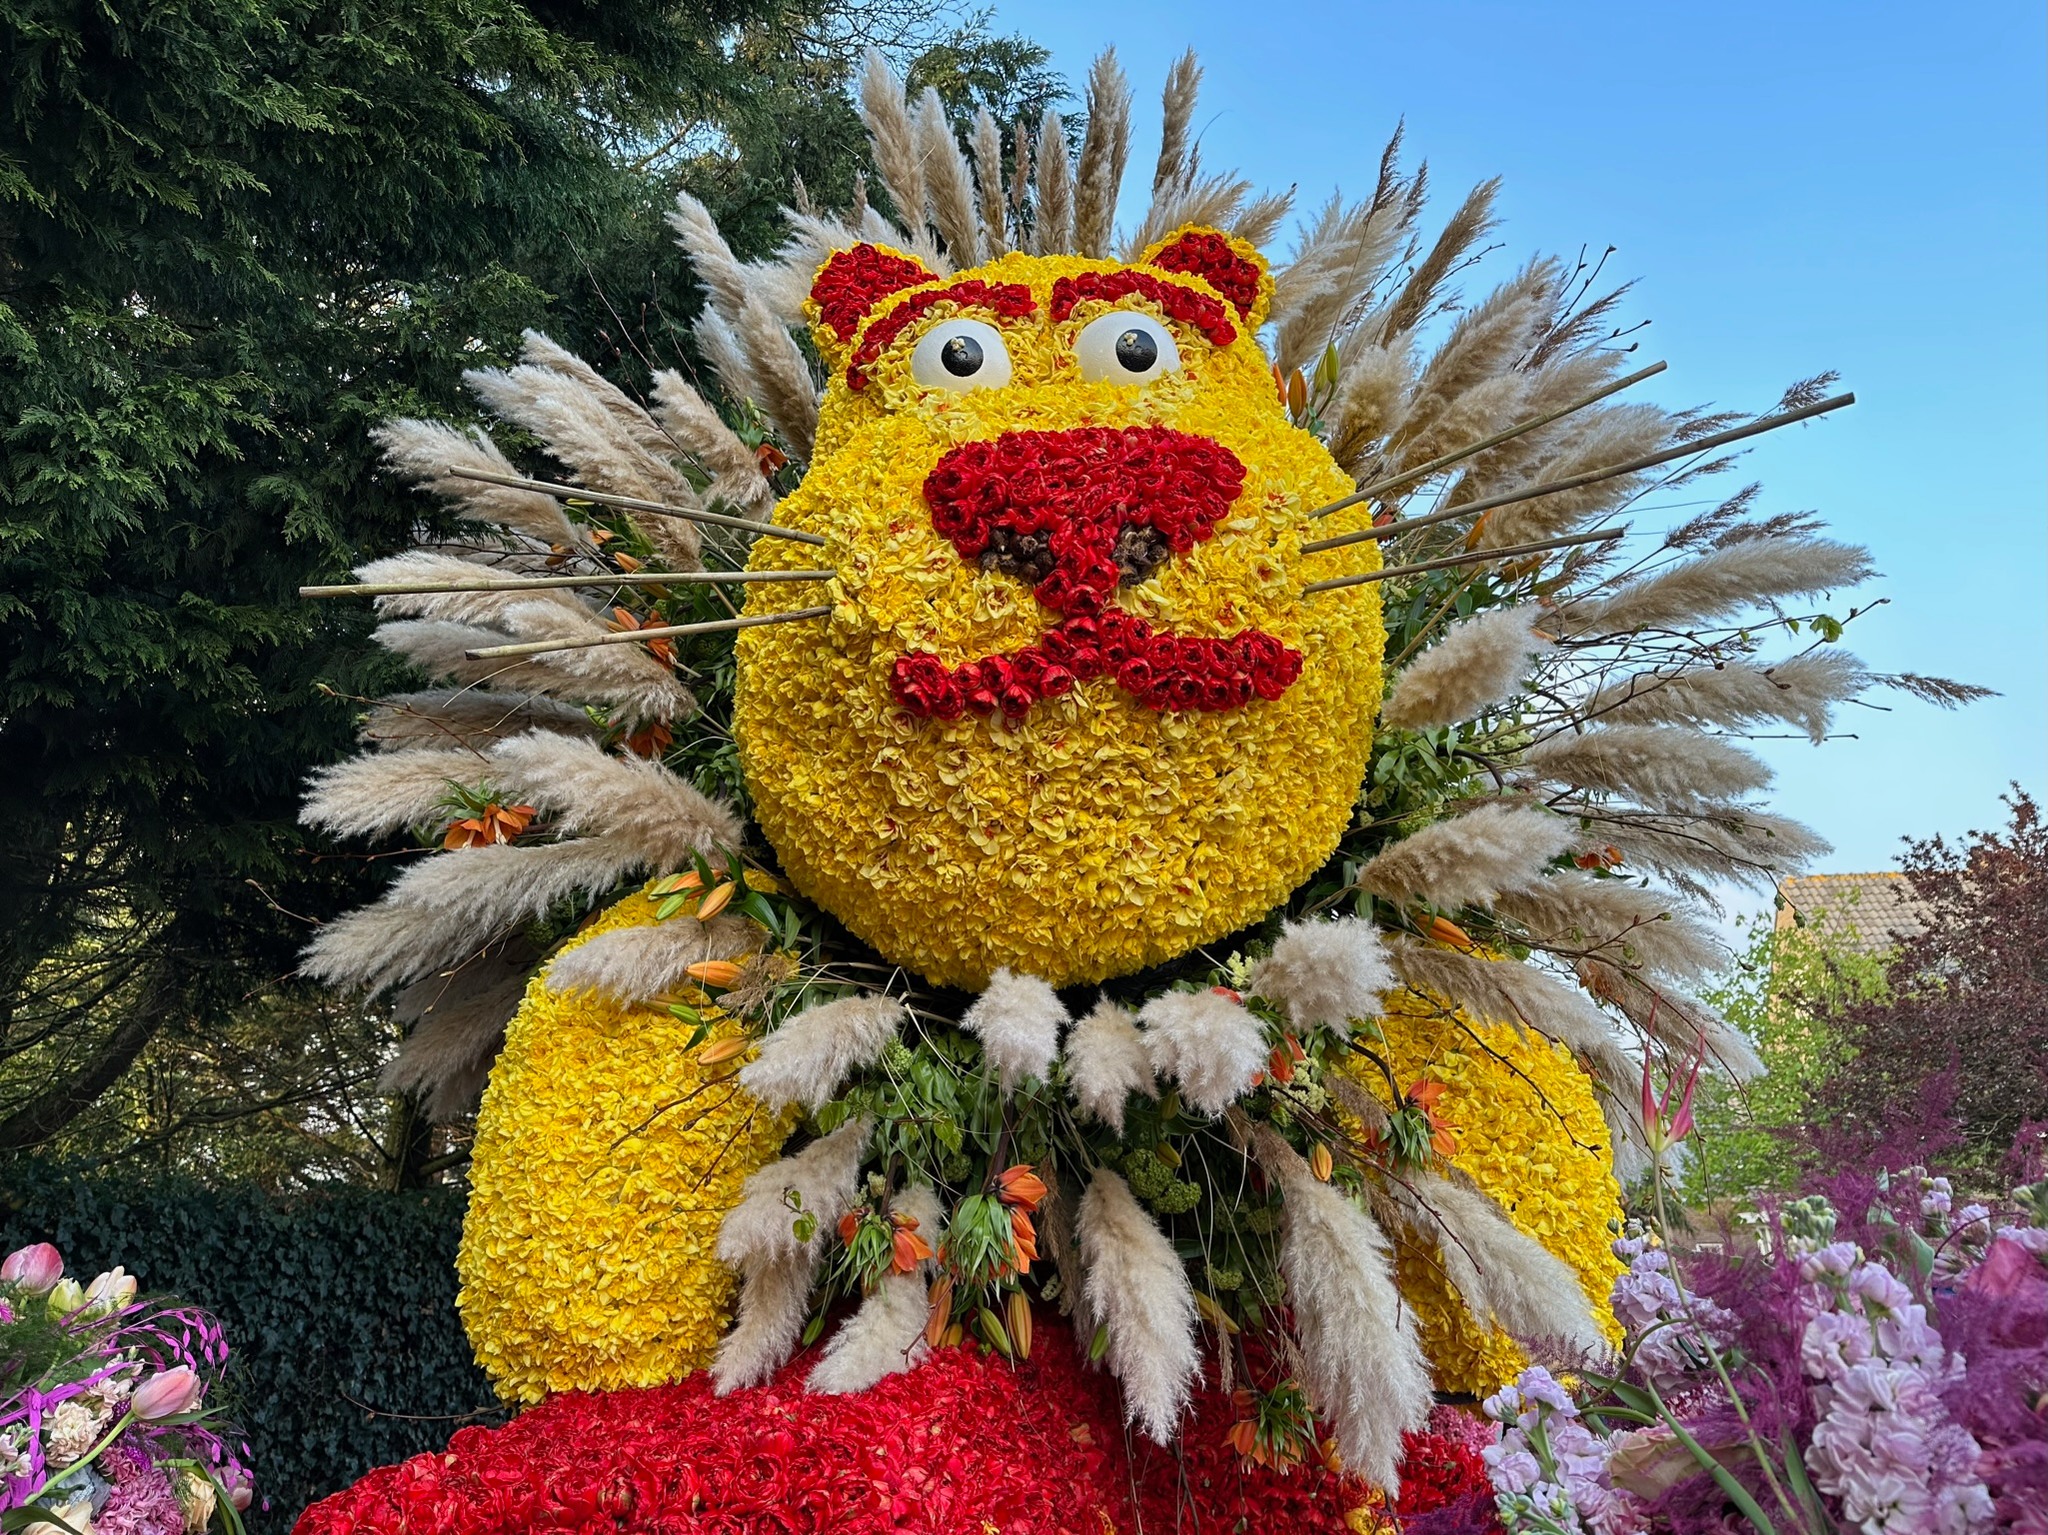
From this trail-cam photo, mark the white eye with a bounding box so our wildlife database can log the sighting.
[1075,310,1182,384]
[910,318,1013,392]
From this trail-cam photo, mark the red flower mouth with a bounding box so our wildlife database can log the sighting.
[890,427,1303,720]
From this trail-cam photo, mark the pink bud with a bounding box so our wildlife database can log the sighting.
[1,1242,63,1293]
[130,1365,205,1422]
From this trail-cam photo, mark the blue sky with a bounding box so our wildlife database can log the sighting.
[1001,0,2045,908]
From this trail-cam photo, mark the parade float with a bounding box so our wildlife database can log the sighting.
[288,47,1904,1533]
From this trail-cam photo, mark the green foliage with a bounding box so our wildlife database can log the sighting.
[1679,917,1891,1203]
[0,0,973,1168]
[1,1161,489,1530]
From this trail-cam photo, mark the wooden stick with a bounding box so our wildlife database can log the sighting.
[1302,392,1854,557]
[464,606,832,661]
[1306,360,1669,521]
[448,467,829,547]
[301,569,834,599]
[1302,526,1625,595]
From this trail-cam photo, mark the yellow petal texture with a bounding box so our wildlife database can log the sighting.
[735,236,1386,989]
[1355,987,1626,1395]
[457,892,797,1403]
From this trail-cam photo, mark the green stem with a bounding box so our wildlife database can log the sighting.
[1651,1168,1809,1534]
[21,1407,135,1504]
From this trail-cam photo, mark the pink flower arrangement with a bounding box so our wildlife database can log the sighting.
[1478,1166,2048,1535]
[1,1241,253,1532]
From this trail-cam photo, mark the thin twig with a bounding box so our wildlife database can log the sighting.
[1303,526,1625,595]
[1308,360,1669,520]
[302,569,834,598]
[465,606,832,661]
[1303,393,1855,557]
[447,467,827,547]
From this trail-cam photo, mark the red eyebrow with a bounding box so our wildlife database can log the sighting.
[847,280,1038,390]
[1048,272,1238,348]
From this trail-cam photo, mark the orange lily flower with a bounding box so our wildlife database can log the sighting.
[623,721,673,758]
[442,802,536,850]
[837,1211,861,1246]
[1009,1207,1039,1270]
[890,1217,935,1274]
[609,606,675,667]
[995,1164,1047,1211]
[1408,1079,1459,1157]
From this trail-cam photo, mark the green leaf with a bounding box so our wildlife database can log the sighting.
[801,1312,826,1346]
[1089,1324,1110,1362]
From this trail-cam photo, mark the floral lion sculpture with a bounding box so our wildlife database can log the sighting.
[292,44,1915,1535]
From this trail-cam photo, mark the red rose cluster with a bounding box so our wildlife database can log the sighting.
[923,426,1246,610]
[810,245,936,342]
[1047,271,1239,347]
[892,612,1302,719]
[1145,229,1265,321]
[847,281,1038,389]
[294,1318,1383,1535]
[891,426,1303,720]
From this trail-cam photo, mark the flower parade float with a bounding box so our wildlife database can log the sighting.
[287,47,1949,1534]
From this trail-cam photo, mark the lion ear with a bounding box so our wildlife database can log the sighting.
[806,244,935,367]
[1139,226,1272,330]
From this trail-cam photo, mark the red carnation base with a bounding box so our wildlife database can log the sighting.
[297,1320,1495,1534]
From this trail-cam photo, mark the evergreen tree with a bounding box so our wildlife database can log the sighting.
[0,0,1066,1172]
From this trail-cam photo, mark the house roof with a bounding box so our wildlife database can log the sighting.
[1774,872,1928,956]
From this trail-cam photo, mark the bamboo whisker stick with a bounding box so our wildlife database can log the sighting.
[447,467,829,547]
[1306,360,1669,521]
[302,570,834,599]
[464,606,833,661]
[1302,526,1625,595]
[1302,392,1854,557]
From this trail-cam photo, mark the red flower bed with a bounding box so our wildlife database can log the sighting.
[298,1319,1404,1534]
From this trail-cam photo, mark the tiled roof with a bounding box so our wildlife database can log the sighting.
[1774,872,1928,956]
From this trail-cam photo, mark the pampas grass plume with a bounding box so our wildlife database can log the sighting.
[1064,999,1155,1132]
[1359,803,1573,909]
[961,969,1065,1093]
[1252,1129,1432,1491]
[1137,989,1265,1116]
[1077,1169,1199,1443]
[740,994,907,1112]
[1251,918,1393,1034]
[1380,607,1553,731]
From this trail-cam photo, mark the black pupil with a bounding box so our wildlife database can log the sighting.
[1115,327,1158,372]
[940,335,984,376]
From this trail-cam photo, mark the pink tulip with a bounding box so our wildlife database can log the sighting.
[1,1242,63,1293]
[130,1365,205,1422]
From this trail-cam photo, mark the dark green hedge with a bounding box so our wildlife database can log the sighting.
[1,1164,501,1530]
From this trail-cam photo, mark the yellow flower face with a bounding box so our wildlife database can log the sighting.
[736,229,1387,988]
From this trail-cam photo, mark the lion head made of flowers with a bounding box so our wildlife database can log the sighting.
[734,228,1387,989]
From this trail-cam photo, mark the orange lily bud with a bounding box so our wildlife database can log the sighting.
[1308,1143,1335,1182]
[685,960,744,988]
[925,1276,954,1348]
[696,1036,751,1068]
[694,881,736,921]
[1426,916,1474,950]
[1005,1290,1033,1360]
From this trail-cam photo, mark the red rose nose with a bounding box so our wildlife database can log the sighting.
[922,427,1247,617]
